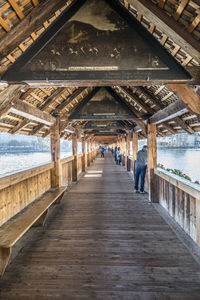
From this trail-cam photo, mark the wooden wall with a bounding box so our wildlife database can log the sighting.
[155,168,200,246]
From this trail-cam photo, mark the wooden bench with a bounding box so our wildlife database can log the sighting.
[0,186,66,276]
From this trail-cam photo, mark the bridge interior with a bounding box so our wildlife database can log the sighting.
[0,153,200,300]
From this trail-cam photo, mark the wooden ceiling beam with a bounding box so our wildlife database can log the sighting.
[0,84,27,119]
[9,100,55,126]
[120,87,155,114]
[10,88,66,134]
[0,0,68,61]
[168,84,200,115]
[126,0,200,64]
[149,99,188,124]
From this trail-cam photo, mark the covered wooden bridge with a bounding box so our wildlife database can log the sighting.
[0,0,200,299]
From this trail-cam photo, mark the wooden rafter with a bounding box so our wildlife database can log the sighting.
[0,0,68,61]
[126,0,200,64]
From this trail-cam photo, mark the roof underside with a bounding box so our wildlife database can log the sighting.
[0,0,199,142]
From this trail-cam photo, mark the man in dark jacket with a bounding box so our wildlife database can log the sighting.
[134,145,148,193]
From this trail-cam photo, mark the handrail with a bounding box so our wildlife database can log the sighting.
[60,156,74,164]
[155,167,200,200]
[0,162,54,191]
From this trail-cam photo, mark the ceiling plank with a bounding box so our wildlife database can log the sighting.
[126,0,200,64]
[0,0,68,61]
[168,84,200,115]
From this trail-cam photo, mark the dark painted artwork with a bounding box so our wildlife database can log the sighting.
[22,0,167,73]
[70,87,136,120]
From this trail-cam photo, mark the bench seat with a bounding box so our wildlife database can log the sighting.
[0,186,66,275]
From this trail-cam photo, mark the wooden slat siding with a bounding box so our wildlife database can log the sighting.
[77,154,83,176]
[0,167,52,227]
[154,168,200,246]
[60,156,74,186]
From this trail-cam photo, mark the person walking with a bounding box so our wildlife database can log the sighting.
[134,145,148,193]
[116,147,121,165]
[114,146,117,163]
[100,146,104,158]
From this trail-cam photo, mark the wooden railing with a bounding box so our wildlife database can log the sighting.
[155,168,200,246]
[60,156,74,187]
[0,163,53,227]
[0,149,99,228]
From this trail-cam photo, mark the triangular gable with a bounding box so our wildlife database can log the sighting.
[1,0,190,83]
[69,87,137,120]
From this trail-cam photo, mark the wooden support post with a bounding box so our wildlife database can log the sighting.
[197,199,200,246]
[82,137,86,172]
[87,140,90,167]
[50,119,61,187]
[122,135,126,166]
[132,132,138,180]
[72,133,78,182]
[126,133,131,171]
[147,124,157,202]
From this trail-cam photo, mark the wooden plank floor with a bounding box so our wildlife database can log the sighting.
[1,152,200,299]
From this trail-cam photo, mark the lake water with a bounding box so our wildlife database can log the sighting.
[157,148,200,181]
[0,148,199,181]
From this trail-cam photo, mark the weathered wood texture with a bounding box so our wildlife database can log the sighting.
[0,163,53,227]
[50,120,61,187]
[0,153,200,298]
[148,124,157,202]
[155,168,200,246]
[60,156,74,187]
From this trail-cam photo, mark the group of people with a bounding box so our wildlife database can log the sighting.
[100,144,148,194]
[112,144,148,194]
[114,146,122,165]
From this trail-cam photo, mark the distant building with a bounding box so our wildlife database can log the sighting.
[157,133,200,148]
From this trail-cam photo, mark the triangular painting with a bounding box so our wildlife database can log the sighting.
[1,0,190,83]
[69,87,137,120]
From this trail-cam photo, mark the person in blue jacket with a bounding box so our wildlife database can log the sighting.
[134,145,148,194]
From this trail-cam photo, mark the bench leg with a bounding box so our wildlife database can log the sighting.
[54,193,64,205]
[0,247,12,276]
[33,209,49,226]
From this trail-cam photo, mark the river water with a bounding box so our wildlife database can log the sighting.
[0,148,199,181]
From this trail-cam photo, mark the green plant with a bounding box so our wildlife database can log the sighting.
[157,163,198,185]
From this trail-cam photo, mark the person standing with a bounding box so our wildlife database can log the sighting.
[134,145,148,193]
[116,147,122,165]
[114,146,117,163]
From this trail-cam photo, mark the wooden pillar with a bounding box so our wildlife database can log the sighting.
[197,199,200,246]
[126,133,131,171]
[87,139,90,166]
[122,135,126,166]
[147,124,157,202]
[50,119,61,187]
[72,133,78,182]
[132,132,138,179]
[82,137,86,172]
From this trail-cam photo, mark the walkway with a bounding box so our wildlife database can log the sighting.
[0,153,200,299]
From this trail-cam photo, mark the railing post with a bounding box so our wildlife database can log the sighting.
[50,118,61,187]
[132,132,138,180]
[147,124,157,202]
[82,137,86,172]
[72,132,78,182]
